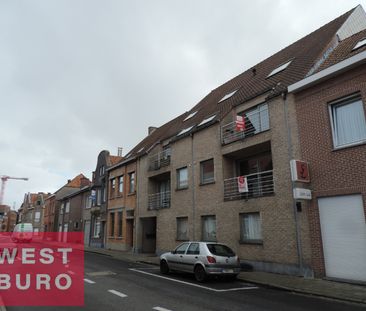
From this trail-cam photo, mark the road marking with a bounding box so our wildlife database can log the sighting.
[129,269,258,292]
[153,307,173,311]
[84,278,96,284]
[108,290,127,298]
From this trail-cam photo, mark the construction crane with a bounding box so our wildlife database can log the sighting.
[0,175,29,205]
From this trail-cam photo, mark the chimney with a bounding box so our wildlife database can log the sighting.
[148,126,157,135]
[117,147,123,157]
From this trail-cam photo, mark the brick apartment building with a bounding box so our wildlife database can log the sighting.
[113,5,366,279]
[106,156,137,251]
[0,205,17,232]
[288,25,366,281]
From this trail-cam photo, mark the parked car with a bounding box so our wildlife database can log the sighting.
[12,223,33,243]
[160,241,241,282]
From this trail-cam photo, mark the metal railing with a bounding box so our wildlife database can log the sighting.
[221,106,269,145]
[224,170,274,201]
[148,191,171,210]
[148,148,171,171]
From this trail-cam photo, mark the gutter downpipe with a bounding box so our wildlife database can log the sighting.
[134,155,141,253]
[282,90,304,276]
[191,133,196,241]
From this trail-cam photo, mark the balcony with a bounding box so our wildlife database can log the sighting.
[224,170,274,201]
[221,104,269,145]
[148,148,171,171]
[148,191,171,210]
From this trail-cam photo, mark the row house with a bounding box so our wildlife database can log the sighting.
[288,21,366,282]
[112,5,366,282]
[19,192,50,232]
[0,205,17,232]
[106,157,137,251]
[89,150,123,248]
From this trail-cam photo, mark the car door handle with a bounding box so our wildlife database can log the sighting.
[180,255,183,258]
[195,256,198,259]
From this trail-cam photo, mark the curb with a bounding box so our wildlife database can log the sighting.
[236,276,366,306]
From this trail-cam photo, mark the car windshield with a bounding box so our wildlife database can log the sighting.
[207,244,235,257]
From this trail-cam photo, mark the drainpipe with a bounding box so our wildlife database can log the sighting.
[190,133,196,241]
[134,157,140,253]
[282,91,304,276]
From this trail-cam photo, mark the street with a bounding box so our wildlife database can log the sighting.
[5,252,366,311]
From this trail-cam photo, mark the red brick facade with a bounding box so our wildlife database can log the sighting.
[294,63,366,276]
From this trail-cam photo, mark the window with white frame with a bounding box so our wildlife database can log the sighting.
[177,167,188,189]
[329,96,366,148]
[34,211,41,222]
[97,189,101,205]
[176,217,188,240]
[110,179,116,197]
[65,201,70,213]
[240,212,262,242]
[202,215,216,241]
[93,218,101,238]
[118,176,124,194]
[129,172,135,193]
[200,159,214,184]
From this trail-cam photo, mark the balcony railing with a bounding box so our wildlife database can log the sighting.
[148,149,171,171]
[221,106,269,145]
[148,191,171,210]
[224,170,274,201]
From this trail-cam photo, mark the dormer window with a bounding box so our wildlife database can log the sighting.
[218,89,238,103]
[352,38,366,51]
[177,126,194,136]
[198,115,216,127]
[267,60,292,78]
[183,111,198,121]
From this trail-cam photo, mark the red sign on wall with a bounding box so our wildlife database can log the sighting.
[290,160,310,183]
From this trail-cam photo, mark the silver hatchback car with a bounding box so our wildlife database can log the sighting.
[160,241,241,282]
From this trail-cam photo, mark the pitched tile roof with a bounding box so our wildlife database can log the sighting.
[109,155,124,166]
[65,174,90,188]
[126,7,355,158]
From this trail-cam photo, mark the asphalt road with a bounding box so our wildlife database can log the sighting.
[5,252,366,311]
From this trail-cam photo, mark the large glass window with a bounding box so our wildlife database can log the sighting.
[118,176,124,194]
[34,211,41,222]
[110,179,116,197]
[202,215,216,241]
[240,213,262,242]
[177,167,188,189]
[129,172,135,193]
[200,159,214,184]
[330,97,366,148]
[93,218,101,238]
[65,201,70,213]
[174,243,189,254]
[176,217,188,241]
[238,103,269,135]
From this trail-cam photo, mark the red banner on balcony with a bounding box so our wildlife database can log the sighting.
[0,232,84,307]
[237,176,248,193]
[235,115,246,132]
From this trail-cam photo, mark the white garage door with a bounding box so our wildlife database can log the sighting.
[318,194,366,282]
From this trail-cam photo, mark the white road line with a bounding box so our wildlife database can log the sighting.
[84,278,96,284]
[129,268,258,292]
[153,307,173,311]
[108,290,128,298]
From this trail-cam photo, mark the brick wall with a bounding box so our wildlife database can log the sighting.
[294,63,366,276]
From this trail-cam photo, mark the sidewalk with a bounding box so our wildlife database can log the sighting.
[85,247,366,305]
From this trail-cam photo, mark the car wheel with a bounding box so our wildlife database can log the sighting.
[160,260,170,275]
[194,265,207,282]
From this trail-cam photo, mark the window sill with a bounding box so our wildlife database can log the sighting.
[332,140,366,151]
[239,239,263,245]
[199,181,215,186]
[175,187,188,191]
[128,192,136,196]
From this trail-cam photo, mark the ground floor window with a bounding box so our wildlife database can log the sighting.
[240,212,262,243]
[117,211,123,237]
[176,217,188,240]
[110,212,115,236]
[202,215,216,241]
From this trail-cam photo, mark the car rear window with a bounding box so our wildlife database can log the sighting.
[207,244,235,257]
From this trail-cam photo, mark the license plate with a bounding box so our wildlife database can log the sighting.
[222,269,234,273]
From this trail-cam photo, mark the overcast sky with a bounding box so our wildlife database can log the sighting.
[0,0,363,209]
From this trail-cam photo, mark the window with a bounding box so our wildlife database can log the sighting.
[118,176,124,194]
[330,96,366,148]
[34,211,41,222]
[60,203,64,215]
[74,222,79,229]
[353,38,366,50]
[267,60,292,77]
[183,111,198,121]
[240,213,262,242]
[174,243,189,254]
[117,212,123,237]
[238,103,269,135]
[103,187,106,203]
[110,179,116,197]
[65,201,70,213]
[176,217,188,240]
[177,167,188,189]
[85,196,92,209]
[99,165,105,176]
[93,218,101,238]
[97,189,101,205]
[202,216,216,241]
[218,89,238,103]
[177,126,194,136]
[129,172,135,193]
[110,213,115,236]
[200,159,214,184]
[198,115,216,127]
[187,243,200,255]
